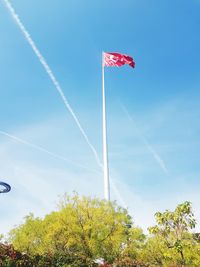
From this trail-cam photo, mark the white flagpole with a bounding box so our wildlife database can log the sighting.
[102,52,110,201]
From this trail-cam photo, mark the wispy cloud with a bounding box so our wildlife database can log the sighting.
[2,0,129,211]
[0,115,200,235]
[0,161,102,235]
[0,126,103,234]
[120,102,169,174]
[2,0,102,168]
[0,118,131,233]
[0,130,100,174]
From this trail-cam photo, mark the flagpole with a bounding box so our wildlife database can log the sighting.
[102,52,110,201]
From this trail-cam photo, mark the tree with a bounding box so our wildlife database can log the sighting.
[5,198,200,266]
[148,201,197,266]
[8,193,144,265]
[9,213,46,255]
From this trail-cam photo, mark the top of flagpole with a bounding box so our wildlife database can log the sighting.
[102,51,105,68]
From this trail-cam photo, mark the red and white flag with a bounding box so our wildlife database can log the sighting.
[103,52,135,68]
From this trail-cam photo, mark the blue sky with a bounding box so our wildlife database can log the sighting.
[0,0,200,234]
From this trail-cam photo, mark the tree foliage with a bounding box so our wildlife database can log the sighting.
[1,196,200,266]
[147,201,200,266]
[8,193,144,266]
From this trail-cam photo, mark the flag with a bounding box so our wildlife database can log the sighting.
[103,52,135,68]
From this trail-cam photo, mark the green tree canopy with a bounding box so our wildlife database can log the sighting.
[6,197,200,266]
[147,201,200,266]
[9,193,144,265]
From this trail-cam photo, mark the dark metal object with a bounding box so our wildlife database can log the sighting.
[0,182,11,193]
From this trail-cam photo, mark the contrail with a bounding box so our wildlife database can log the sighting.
[0,130,127,206]
[120,103,168,174]
[2,0,102,168]
[0,130,100,174]
[2,0,127,207]
[110,178,127,208]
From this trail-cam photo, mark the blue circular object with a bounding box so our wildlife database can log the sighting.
[0,182,11,193]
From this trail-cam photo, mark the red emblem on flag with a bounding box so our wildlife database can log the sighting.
[103,52,135,68]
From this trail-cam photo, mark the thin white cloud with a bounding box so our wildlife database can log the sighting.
[0,153,103,235]
[0,130,100,174]
[0,118,200,236]
[2,0,128,211]
[112,178,200,233]
[0,119,130,234]
[120,103,168,174]
[0,127,128,208]
[2,0,102,168]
